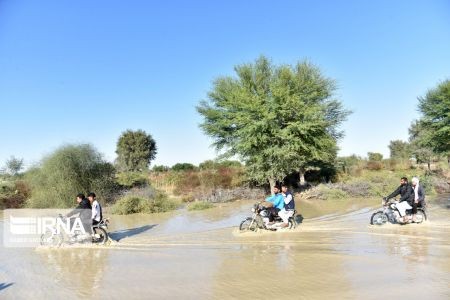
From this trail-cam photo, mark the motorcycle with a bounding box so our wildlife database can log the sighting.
[370,198,427,225]
[40,214,110,246]
[239,202,297,231]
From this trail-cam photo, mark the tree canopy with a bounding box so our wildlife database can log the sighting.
[197,56,350,187]
[5,156,24,176]
[116,129,157,171]
[417,80,450,154]
[388,140,411,161]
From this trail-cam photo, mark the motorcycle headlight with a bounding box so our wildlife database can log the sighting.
[251,207,256,212]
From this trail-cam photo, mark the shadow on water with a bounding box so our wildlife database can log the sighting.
[109,224,157,241]
[0,283,14,291]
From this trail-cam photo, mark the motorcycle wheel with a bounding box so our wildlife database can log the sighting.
[92,227,108,245]
[40,231,63,247]
[414,210,426,223]
[239,217,258,232]
[370,211,388,225]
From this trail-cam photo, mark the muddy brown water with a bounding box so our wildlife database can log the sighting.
[1,196,449,299]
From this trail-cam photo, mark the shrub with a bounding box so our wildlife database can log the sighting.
[111,189,179,215]
[116,172,148,188]
[366,161,383,170]
[152,165,170,172]
[368,152,383,161]
[315,185,348,200]
[198,160,242,170]
[171,163,196,172]
[188,201,214,211]
[25,144,117,208]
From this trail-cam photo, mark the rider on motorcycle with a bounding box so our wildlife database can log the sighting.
[66,193,92,234]
[411,177,425,222]
[278,184,295,228]
[385,177,414,223]
[87,192,103,226]
[262,185,284,225]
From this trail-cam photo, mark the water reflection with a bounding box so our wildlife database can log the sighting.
[37,248,108,298]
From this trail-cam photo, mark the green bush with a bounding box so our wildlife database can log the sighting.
[198,160,242,170]
[171,163,197,172]
[116,172,148,188]
[152,165,170,172]
[111,190,179,215]
[25,144,117,208]
[188,201,214,211]
[316,185,348,200]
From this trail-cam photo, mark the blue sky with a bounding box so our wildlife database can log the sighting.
[1,0,449,168]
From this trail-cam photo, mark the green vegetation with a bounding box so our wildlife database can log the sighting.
[407,80,450,170]
[171,163,196,172]
[0,179,30,209]
[25,144,117,208]
[389,140,411,162]
[150,161,246,198]
[111,189,179,215]
[197,56,350,190]
[152,165,170,172]
[416,80,450,155]
[116,129,157,171]
[188,201,214,211]
[115,171,149,188]
[4,156,24,176]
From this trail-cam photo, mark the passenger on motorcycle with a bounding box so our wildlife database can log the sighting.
[87,192,103,226]
[278,184,295,228]
[262,185,284,225]
[66,193,92,233]
[385,177,414,223]
[411,177,425,222]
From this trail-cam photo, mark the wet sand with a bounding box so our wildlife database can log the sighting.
[1,195,449,299]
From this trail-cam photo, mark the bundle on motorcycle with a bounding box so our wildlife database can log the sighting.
[239,202,298,231]
[40,214,110,247]
[370,198,427,226]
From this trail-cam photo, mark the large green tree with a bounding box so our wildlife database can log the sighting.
[388,140,411,161]
[116,129,157,171]
[409,120,435,171]
[417,80,450,156]
[197,56,350,189]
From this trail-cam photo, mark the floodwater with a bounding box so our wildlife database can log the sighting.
[1,196,449,299]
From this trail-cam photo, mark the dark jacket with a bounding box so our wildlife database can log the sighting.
[387,183,414,204]
[67,198,92,221]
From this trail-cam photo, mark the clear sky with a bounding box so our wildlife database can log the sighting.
[1,0,449,168]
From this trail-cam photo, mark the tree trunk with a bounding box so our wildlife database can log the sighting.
[269,178,276,195]
[427,161,431,171]
[299,168,306,186]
